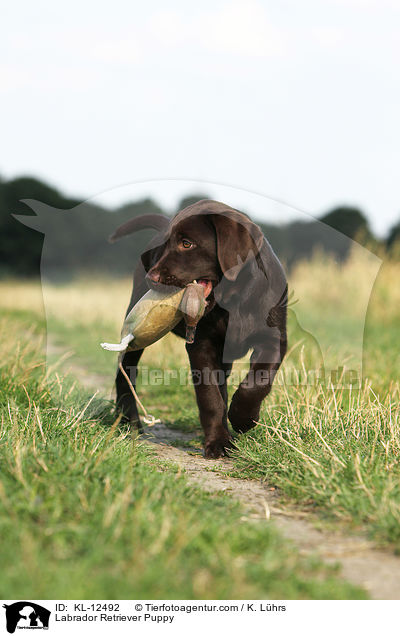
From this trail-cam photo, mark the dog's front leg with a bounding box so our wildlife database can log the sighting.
[116,348,144,431]
[228,335,286,434]
[186,341,232,458]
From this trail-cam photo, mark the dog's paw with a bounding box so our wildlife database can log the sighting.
[228,402,258,434]
[118,413,144,434]
[204,437,234,459]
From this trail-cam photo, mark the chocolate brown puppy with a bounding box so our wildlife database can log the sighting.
[111,199,288,458]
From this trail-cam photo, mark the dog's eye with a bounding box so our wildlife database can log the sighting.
[180,239,194,250]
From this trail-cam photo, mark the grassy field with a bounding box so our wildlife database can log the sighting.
[0,311,363,599]
[0,249,399,597]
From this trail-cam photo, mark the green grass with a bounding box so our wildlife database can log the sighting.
[229,381,400,548]
[0,313,364,599]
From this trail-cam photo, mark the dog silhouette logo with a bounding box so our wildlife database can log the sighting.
[2,602,51,633]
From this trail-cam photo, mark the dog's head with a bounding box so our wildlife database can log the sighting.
[138,200,266,306]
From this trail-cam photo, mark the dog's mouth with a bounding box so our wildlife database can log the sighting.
[193,279,213,299]
[147,275,214,300]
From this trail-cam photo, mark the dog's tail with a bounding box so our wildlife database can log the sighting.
[109,214,170,243]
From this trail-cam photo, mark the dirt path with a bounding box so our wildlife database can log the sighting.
[56,345,400,600]
[141,422,400,600]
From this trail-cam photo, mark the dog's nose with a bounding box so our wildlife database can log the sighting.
[147,269,160,283]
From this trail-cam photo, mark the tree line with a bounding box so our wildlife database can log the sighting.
[0,175,399,279]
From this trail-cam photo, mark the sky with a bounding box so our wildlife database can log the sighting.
[1,0,400,236]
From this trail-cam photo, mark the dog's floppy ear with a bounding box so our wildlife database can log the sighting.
[209,212,264,281]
